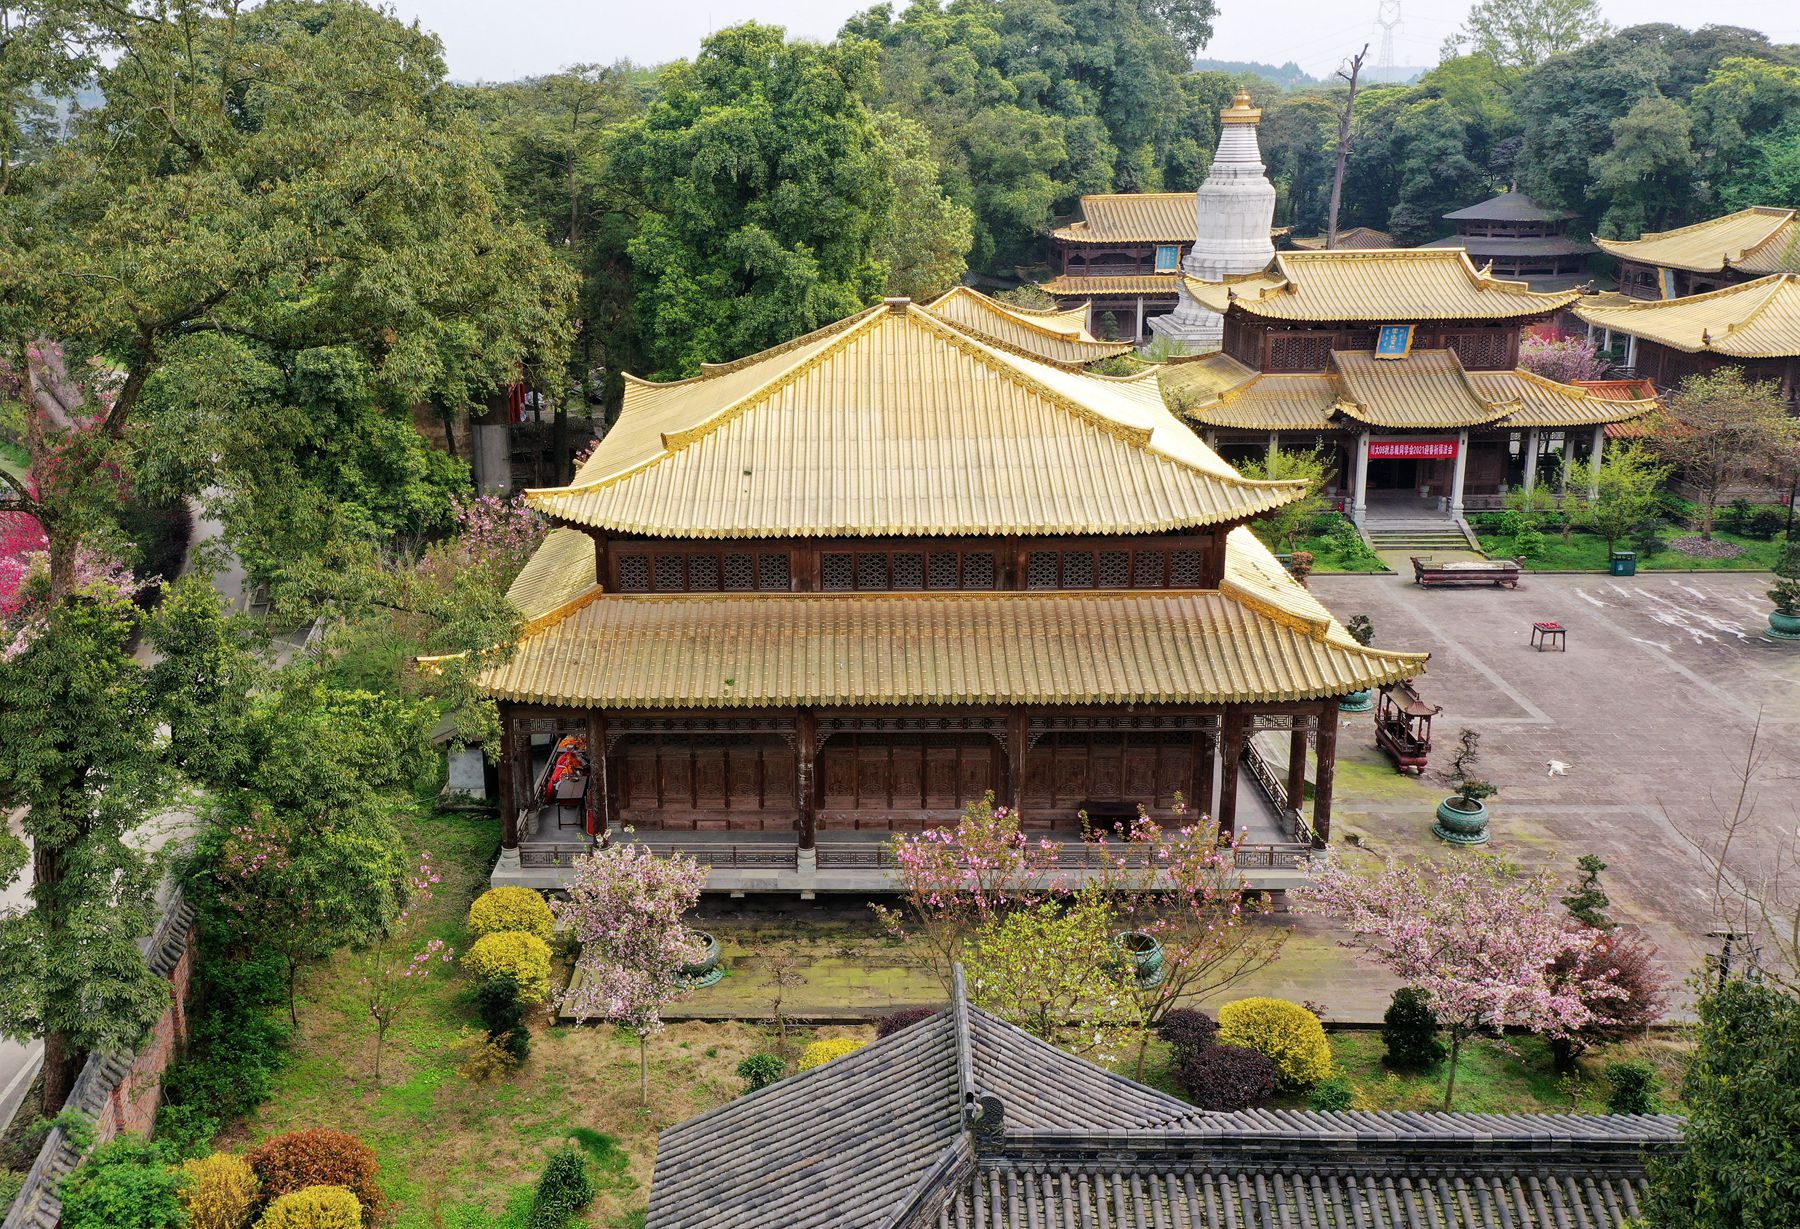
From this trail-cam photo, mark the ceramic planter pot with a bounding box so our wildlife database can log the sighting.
[1115,930,1165,989]
[1338,688,1375,713]
[1768,610,1800,641]
[680,931,724,988]
[1432,797,1490,845]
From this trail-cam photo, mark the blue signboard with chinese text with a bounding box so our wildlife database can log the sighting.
[1375,324,1414,359]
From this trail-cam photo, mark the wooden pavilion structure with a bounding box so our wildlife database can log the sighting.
[1156,250,1658,520]
[470,288,1427,891]
[1420,190,1594,291]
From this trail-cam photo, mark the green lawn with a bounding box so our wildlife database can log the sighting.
[0,439,26,483]
[226,814,1685,1225]
[1474,527,1786,572]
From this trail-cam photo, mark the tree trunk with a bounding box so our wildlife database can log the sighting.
[1442,1030,1464,1111]
[639,1035,648,1105]
[287,957,300,1026]
[33,839,79,1115]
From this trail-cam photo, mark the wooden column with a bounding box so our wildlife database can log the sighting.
[1287,722,1308,816]
[585,712,607,841]
[1189,728,1217,821]
[1217,713,1246,839]
[795,709,818,851]
[1313,701,1338,849]
[497,704,519,851]
[1005,708,1029,813]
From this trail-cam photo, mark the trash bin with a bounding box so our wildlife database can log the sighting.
[1610,551,1637,577]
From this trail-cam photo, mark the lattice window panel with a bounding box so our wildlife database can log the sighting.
[722,554,755,591]
[963,552,996,589]
[1268,333,1333,372]
[892,553,925,590]
[1062,552,1094,588]
[1133,551,1164,587]
[654,554,685,591]
[928,552,959,589]
[857,553,889,590]
[821,553,854,591]
[688,554,720,591]
[1098,551,1130,588]
[1169,550,1203,587]
[758,553,791,591]
[1341,330,1377,351]
[618,555,651,592]
[1448,330,1510,370]
[1026,551,1059,589]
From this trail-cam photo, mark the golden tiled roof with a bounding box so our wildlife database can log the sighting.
[922,286,1132,366]
[1184,250,1581,322]
[1157,348,1648,433]
[1052,193,1195,245]
[525,301,1304,538]
[1594,207,1800,276]
[1332,349,1509,429]
[506,527,599,624]
[1161,358,1337,431]
[1040,273,1181,297]
[477,532,1426,709]
[1572,274,1800,357]
[1468,369,1659,428]
[1288,228,1395,251]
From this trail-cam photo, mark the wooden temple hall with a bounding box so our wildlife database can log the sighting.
[473,288,1428,892]
[1156,250,1658,521]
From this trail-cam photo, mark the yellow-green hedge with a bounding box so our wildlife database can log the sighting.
[255,1185,362,1229]
[798,1037,867,1071]
[461,931,553,1003]
[466,887,556,944]
[1217,997,1333,1089]
[179,1153,260,1229]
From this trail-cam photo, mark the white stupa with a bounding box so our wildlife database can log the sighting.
[1148,89,1278,353]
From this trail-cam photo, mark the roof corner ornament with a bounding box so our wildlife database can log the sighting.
[967,1093,1006,1150]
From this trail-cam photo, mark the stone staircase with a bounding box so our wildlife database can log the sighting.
[1365,523,1481,555]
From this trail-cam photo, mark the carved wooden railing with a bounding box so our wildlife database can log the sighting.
[1241,741,1317,850]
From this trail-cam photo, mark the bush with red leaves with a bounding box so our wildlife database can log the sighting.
[246,1129,382,1224]
[876,1007,941,1038]
[1157,1008,1220,1058]
[1176,1044,1278,1111]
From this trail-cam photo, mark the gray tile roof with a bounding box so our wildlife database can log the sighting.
[645,970,1683,1229]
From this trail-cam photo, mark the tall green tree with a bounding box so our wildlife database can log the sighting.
[1643,979,1800,1228]
[0,0,571,1112]
[1566,443,1670,556]
[607,23,893,378]
[1655,369,1797,540]
[1447,0,1610,70]
[1589,94,1698,236]
[872,110,974,300]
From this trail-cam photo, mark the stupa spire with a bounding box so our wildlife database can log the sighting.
[1148,89,1279,353]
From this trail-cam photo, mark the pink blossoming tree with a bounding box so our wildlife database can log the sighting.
[558,842,709,1102]
[1300,856,1623,1108]
[1520,334,1611,385]
[358,852,452,1082]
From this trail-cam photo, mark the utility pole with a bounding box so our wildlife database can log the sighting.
[1326,44,1369,250]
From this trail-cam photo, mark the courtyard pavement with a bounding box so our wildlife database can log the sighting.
[1297,568,1800,1020]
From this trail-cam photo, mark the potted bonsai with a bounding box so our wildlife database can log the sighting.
[1432,728,1496,845]
[1339,615,1376,712]
[1768,539,1800,642]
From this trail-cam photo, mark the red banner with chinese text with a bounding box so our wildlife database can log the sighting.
[1369,440,1458,460]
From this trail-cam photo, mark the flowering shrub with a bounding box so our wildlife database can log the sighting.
[180,1152,261,1229]
[875,1007,938,1038]
[255,1185,363,1229]
[1217,997,1333,1089]
[798,1037,868,1070]
[1520,335,1609,384]
[1157,1008,1220,1058]
[245,1130,381,1223]
[1175,1044,1278,1111]
[463,931,554,1003]
[467,887,556,943]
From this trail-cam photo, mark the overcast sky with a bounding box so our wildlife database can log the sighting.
[387,0,1800,84]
